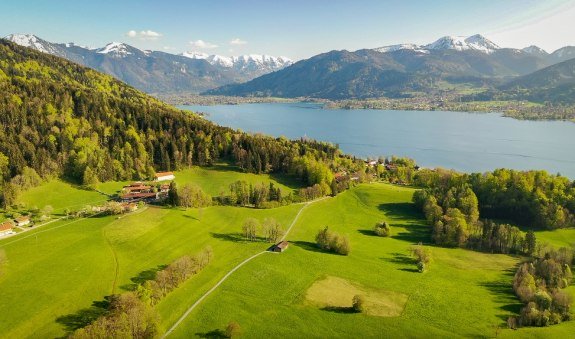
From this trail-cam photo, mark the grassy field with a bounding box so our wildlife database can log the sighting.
[17,179,108,214]
[166,184,525,338]
[94,163,302,198]
[0,203,302,338]
[3,178,575,338]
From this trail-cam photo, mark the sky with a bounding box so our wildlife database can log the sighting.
[1,0,574,60]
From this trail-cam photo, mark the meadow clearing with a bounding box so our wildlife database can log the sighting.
[1,167,575,338]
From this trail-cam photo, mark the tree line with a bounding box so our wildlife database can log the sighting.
[509,247,573,328]
[70,247,212,338]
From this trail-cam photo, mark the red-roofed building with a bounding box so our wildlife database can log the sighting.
[0,221,15,236]
[119,192,159,202]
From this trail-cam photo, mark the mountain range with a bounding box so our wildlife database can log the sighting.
[5,33,575,103]
[208,34,575,101]
[3,34,292,93]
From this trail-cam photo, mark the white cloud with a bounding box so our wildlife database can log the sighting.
[190,39,218,49]
[230,38,247,46]
[488,3,575,52]
[125,30,163,40]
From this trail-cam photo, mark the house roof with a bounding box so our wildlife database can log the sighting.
[276,241,289,249]
[120,192,157,199]
[0,221,14,232]
[154,172,174,177]
[15,216,30,222]
[124,185,152,192]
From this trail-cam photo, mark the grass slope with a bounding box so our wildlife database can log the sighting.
[95,163,302,198]
[18,180,108,214]
[0,197,302,337]
[168,184,523,338]
[3,180,575,338]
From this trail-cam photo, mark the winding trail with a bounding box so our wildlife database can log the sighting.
[163,197,329,338]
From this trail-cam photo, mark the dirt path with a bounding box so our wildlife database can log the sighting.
[162,197,329,337]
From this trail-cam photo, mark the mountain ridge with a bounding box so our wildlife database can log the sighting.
[3,33,292,93]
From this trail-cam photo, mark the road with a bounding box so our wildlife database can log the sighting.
[162,196,328,337]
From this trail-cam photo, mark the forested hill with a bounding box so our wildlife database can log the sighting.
[0,40,343,205]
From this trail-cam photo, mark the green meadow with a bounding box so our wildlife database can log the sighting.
[2,170,575,338]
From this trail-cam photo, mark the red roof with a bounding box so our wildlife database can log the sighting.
[120,192,157,199]
[0,221,14,232]
[124,185,152,192]
[15,216,30,223]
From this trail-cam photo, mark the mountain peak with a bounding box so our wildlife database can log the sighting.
[96,42,134,57]
[373,43,428,54]
[181,52,292,71]
[4,33,65,55]
[522,45,548,56]
[425,34,499,53]
[374,34,500,55]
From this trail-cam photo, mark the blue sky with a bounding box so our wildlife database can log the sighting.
[1,0,574,59]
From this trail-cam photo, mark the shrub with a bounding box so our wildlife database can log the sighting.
[315,226,350,255]
[374,221,391,237]
[225,321,241,338]
[352,295,365,313]
[410,244,431,272]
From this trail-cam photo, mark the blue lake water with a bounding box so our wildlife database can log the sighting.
[180,103,575,178]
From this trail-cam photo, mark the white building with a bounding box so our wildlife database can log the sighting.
[15,216,31,227]
[154,171,175,182]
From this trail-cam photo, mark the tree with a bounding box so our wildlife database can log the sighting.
[352,295,365,313]
[242,218,259,241]
[225,321,241,338]
[0,152,8,181]
[167,181,178,206]
[374,221,391,237]
[315,226,331,250]
[410,244,431,272]
[525,230,537,256]
[262,218,283,242]
[177,183,211,208]
[82,166,100,188]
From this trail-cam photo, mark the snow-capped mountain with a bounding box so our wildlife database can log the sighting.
[4,33,67,56]
[95,42,141,58]
[373,44,428,54]
[374,34,501,54]
[424,34,500,53]
[522,45,549,57]
[551,46,575,63]
[181,52,292,73]
[3,33,293,93]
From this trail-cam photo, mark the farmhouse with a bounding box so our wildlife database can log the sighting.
[119,192,158,202]
[272,241,289,252]
[14,216,31,227]
[154,171,175,181]
[0,221,15,236]
[123,183,153,194]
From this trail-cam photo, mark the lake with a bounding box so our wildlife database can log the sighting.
[180,103,575,178]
